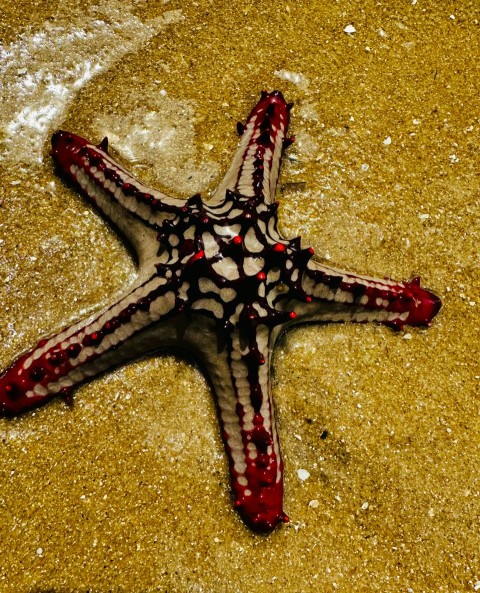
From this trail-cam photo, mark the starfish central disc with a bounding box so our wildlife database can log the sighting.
[157,191,312,333]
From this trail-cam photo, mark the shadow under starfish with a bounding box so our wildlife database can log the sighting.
[0,90,441,532]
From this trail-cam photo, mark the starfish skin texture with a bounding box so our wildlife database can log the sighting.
[0,91,441,532]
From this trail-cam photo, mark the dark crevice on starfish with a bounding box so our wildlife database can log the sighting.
[1,91,440,533]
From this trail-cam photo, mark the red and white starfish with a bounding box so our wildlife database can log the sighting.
[0,91,440,531]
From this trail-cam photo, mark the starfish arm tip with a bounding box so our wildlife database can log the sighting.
[402,279,442,327]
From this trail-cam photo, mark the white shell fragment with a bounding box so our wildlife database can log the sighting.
[297,469,311,481]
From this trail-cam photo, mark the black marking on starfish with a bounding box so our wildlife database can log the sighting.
[0,90,441,532]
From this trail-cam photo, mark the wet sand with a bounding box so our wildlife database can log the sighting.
[0,1,479,592]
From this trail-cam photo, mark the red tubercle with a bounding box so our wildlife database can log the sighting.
[48,351,64,366]
[103,318,119,333]
[244,307,258,322]
[253,412,263,426]
[250,425,273,449]
[187,249,205,265]
[30,366,45,381]
[60,387,74,407]
[232,235,243,246]
[4,383,18,397]
[256,271,266,282]
[273,243,286,253]
[256,453,270,467]
[83,331,103,347]
[67,343,82,358]
[119,305,135,322]
[121,182,135,195]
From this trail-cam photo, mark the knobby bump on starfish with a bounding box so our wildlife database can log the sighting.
[0,90,441,532]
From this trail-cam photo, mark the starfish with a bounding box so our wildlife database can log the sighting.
[0,90,441,532]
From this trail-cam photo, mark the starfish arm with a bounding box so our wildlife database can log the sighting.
[201,325,288,532]
[295,259,441,329]
[210,90,291,206]
[0,273,183,417]
[51,131,188,267]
